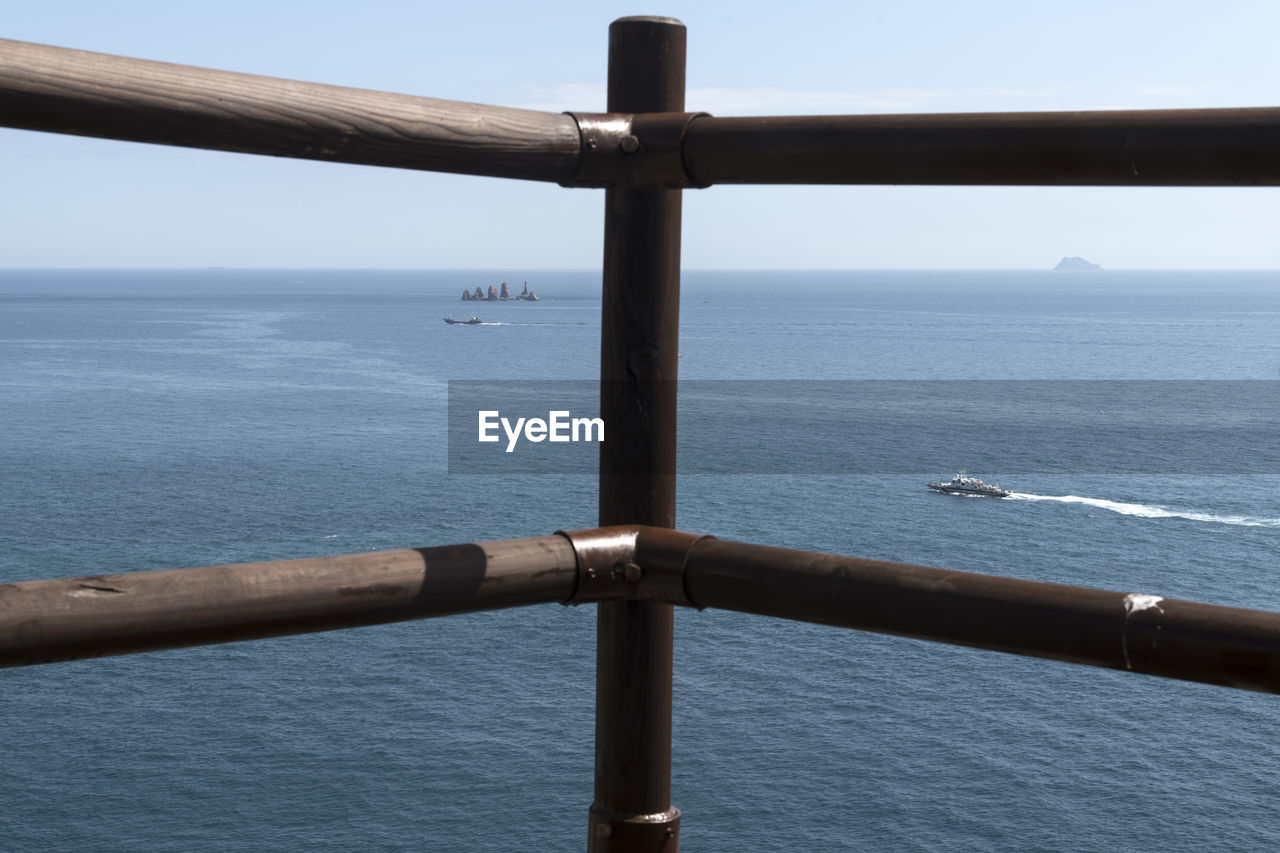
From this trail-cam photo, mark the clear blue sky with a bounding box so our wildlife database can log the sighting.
[3,0,1278,269]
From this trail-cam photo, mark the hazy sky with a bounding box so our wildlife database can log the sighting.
[3,1,1278,269]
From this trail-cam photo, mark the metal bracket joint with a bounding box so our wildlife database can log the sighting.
[561,112,710,188]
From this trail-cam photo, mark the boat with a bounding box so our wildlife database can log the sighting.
[444,316,482,325]
[927,471,1011,498]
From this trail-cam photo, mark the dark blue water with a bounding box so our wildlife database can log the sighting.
[3,269,1279,850]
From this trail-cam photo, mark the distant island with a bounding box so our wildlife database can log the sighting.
[462,281,540,301]
[1054,256,1101,271]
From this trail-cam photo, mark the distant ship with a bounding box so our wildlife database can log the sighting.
[927,471,1011,498]
[444,315,482,325]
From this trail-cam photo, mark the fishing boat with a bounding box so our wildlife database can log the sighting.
[444,316,482,325]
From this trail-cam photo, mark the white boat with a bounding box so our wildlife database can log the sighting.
[927,471,1011,498]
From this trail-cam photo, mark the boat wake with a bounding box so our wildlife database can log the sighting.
[1008,493,1280,528]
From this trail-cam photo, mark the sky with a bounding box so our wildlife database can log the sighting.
[3,0,1279,269]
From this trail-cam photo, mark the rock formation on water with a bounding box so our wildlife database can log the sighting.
[1054,256,1102,270]
[460,281,540,301]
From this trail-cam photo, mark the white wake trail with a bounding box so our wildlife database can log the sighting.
[1008,493,1280,528]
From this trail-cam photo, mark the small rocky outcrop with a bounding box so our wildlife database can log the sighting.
[1054,256,1101,270]
[461,281,543,301]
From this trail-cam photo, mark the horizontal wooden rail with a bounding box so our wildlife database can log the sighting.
[0,38,582,182]
[5,40,1280,188]
[680,109,1280,186]
[7,525,1280,694]
[674,536,1280,693]
[0,535,577,666]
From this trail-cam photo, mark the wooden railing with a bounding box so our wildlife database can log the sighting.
[3,16,1278,851]
[7,525,1280,690]
[5,34,1280,188]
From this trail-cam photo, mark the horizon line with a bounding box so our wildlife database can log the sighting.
[3,266,1278,273]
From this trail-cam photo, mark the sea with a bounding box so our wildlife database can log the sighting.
[2,268,1279,851]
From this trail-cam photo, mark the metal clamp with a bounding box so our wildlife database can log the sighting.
[557,526,640,603]
[588,805,680,852]
[557,525,713,607]
[561,111,710,189]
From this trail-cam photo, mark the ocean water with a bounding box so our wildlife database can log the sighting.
[2,268,1279,851]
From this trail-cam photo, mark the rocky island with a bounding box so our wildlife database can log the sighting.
[1054,256,1101,270]
[462,281,540,301]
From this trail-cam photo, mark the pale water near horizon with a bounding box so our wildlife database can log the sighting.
[2,269,1279,850]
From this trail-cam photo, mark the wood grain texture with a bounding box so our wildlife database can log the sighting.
[0,38,582,182]
[0,535,578,667]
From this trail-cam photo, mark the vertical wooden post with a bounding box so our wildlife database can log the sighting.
[590,15,686,853]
